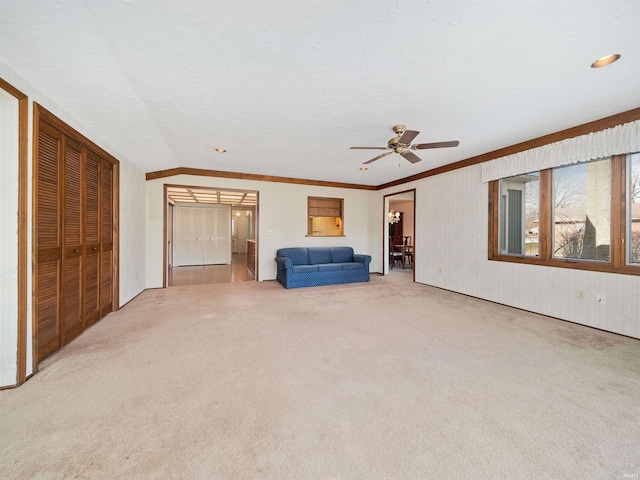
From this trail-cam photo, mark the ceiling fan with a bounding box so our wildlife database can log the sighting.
[350,125,459,165]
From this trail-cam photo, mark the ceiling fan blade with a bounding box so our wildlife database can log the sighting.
[412,140,460,150]
[397,129,419,145]
[363,151,393,164]
[350,146,390,150]
[401,151,422,164]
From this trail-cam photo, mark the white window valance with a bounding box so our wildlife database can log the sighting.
[481,119,640,183]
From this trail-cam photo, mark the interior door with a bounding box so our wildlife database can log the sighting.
[62,138,84,343]
[177,207,192,266]
[100,161,113,318]
[237,214,248,254]
[231,217,238,253]
[203,208,216,264]
[191,207,204,265]
[215,207,231,264]
[35,123,62,361]
[84,152,101,327]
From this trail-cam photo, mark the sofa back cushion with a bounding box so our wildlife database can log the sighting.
[277,248,309,265]
[331,247,354,263]
[308,247,332,265]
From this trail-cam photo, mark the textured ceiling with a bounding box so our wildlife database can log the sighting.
[1,0,639,186]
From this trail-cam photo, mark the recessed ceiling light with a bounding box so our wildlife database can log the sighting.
[215,148,227,153]
[590,54,621,69]
[360,167,368,171]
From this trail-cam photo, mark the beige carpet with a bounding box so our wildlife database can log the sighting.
[1,275,639,479]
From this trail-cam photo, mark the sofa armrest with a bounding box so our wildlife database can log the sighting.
[275,256,293,271]
[353,254,371,269]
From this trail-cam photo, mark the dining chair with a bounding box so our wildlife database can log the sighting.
[403,237,413,269]
[389,236,403,269]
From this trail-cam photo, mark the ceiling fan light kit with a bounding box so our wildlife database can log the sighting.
[350,124,460,165]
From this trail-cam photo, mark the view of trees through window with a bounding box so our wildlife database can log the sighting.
[500,159,615,262]
[553,158,611,261]
[492,150,640,275]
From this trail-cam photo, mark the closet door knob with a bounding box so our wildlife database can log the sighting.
[93,247,97,251]
[74,249,79,253]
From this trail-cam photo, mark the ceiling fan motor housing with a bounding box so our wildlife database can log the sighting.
[392,124,406,135]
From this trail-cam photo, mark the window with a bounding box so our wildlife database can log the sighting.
[553,158,611,262]
[489,153,640,276]
[499,172,539,256]
[629,152,640,264]
[307,197,344,236]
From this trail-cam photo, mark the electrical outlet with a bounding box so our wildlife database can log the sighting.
[577,290,584,300]
[438,267,442,274]
[596,293,606,305]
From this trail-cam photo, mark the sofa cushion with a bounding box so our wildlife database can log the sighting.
[317,263,342,272]
[291,265,319,274]
[336,262,364,270]
[331,247,354,263]
[277,248,309,265]
[308,247,332,265]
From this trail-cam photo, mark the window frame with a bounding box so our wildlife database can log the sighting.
[627,153,640,265]
[498,172,540,257]
[489,154,640,276]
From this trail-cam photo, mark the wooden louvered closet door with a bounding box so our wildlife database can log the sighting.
[84,153,101,327]
[36,123,63,361]
[62,137,84,343]
[100,161,114,317]
[35,115,117,363]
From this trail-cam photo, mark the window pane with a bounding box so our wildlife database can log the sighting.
[553,158,611,261]
[499,172,539,256]
[629,152,640,264]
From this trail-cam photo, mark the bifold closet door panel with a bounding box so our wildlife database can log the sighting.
[61,138,84,343]
[191,207,204,264]
[215,207,231,264]
[36,123,62,361]
[84,153,101,327]
[100,161,114,318]
[177,207,193,266]
[203,208,216,264]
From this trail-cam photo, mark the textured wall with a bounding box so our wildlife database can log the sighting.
[383,164,640,339]
[0,89,19,386]
[146,175,379,287]
[0,64,148,381]
[119,160,146,305]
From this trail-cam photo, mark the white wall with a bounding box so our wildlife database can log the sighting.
[0,63,147,383]
[0,87,20,386]
[146,174,380,286]
[119,159,146,305]
[381,164,640,339]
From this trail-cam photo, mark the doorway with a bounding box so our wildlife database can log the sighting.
[164,185,258,287]
[383,189,416,278]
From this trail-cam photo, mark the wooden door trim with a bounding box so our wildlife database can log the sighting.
[163,183,260,286]
[383,188,416,279]
[35,103,120,167]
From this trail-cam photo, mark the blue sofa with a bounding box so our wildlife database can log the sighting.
[275,247,371,289]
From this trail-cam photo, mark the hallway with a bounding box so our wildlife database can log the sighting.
[168,253,253,286]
